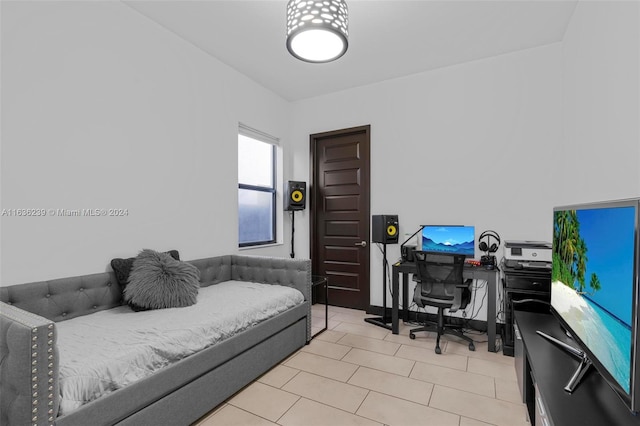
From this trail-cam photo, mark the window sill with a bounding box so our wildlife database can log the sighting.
[239,242,283,251]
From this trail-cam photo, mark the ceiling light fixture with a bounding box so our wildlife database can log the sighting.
[286,0,349,63]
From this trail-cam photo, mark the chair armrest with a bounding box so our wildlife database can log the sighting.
[455,279,474,288]
[451,279,473,311]
[0,302,60,426]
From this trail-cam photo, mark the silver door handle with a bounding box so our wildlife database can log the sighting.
[355,241,367,247]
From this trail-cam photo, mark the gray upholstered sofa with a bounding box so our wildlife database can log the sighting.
[0,255,312,426]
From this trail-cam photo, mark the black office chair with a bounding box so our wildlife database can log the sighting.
[409,251,475,354]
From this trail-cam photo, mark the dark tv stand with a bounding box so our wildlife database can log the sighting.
[514,311,640,425]
[535,330,593,393]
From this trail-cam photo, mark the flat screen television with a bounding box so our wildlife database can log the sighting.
[418,225,475,257]
[551,198,640,412]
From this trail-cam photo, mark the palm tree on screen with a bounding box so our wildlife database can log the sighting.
[553,210,598,294]
[575,238,588,293]
[589,273,601,294]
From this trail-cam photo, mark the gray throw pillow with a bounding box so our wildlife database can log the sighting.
[111,250,180,296]
[124,249,200,310]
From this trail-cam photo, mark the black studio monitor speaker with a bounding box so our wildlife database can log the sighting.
[372,215,399,244]
[285,181,306,211]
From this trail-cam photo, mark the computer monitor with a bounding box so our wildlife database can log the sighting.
[418,225,475,257]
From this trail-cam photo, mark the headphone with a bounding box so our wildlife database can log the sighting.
[478,230,501,253]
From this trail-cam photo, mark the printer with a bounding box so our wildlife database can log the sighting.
[504,240,552,270]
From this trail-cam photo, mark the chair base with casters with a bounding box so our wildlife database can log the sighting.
[408,305,476,354]
[409,252,476,354]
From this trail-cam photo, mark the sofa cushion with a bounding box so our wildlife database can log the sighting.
[111,250,180,294]
[124,249,200,310]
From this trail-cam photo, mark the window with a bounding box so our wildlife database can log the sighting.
[238,126,277,247]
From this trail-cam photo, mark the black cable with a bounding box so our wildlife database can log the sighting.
[376,243,393,298]
[466,279,487,321]
[461,279,488,332]
[290,211,295,258]
[512,299,551,306]
[496,277,505,323]
[465,279,480,320]
[474,281,488,320]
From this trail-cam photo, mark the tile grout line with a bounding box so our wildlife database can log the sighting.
[345,363,360,382]
[273,393,301,425]
[352,388,371,420]
[224,402,285,425]
[432,381,528,409]
[345,370,444,410]
[426,385,486,425]
[292,367,453,414]
[492,377,497,399]
[279,368,302,389]
[203,307,524,425]
[281,370,371,415]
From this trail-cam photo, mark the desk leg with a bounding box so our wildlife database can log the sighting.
[392,268,399,334]
[488,271,497,352]
[402,272,409,323]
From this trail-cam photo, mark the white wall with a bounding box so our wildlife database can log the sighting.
[0,1,292,285]
[290,43,563,320]
[560,0,640,203]
[2,1,637,326]
[289,0,640,322]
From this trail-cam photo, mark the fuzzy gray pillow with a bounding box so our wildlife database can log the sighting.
[124,249,200,310]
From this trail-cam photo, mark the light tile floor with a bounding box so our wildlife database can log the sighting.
[195,305,528,426]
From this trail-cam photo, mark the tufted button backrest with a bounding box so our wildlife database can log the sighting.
[188,256,232,287]
[0,255,311,324]
[229,255,311,302]
[0,272,122,322]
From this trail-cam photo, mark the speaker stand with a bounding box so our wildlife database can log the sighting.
[365,243,393,331]
[290,211,296,258]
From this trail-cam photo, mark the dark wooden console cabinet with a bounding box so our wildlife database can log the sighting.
[514,311,640,425]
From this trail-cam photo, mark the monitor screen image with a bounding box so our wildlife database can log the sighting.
[551,199,639,408]
[419,225,475,257]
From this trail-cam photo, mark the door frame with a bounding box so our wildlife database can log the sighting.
[309,125,371,308]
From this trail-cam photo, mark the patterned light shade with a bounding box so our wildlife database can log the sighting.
[286,0,349,63]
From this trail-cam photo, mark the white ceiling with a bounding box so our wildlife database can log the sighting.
[124,0,578,101]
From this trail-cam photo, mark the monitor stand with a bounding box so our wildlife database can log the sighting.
[536,330,593,393]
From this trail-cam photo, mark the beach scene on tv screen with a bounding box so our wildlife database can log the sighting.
[421,226,474,256]
[551,206,636,394]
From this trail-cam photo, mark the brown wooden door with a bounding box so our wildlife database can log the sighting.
[310,125,371,310]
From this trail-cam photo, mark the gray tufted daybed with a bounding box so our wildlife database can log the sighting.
[0,255,312,426]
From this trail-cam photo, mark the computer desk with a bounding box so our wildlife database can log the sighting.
[391,261,500,352]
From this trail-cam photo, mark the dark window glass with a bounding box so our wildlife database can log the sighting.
[238,134,276,246]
